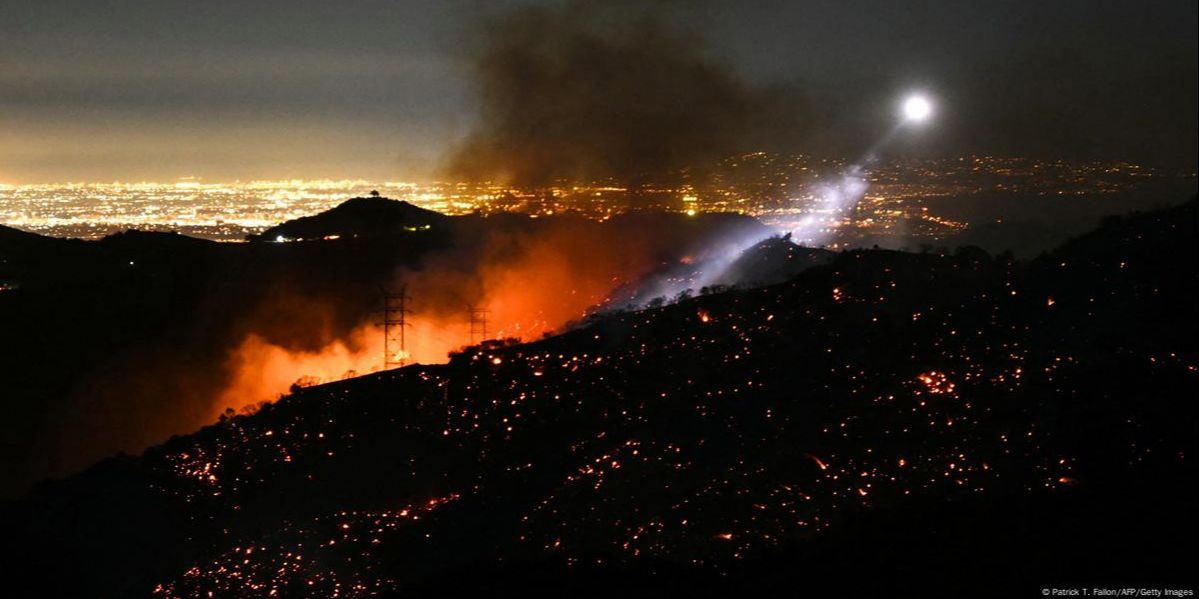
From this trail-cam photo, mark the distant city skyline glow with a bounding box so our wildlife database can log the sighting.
[1,1,1194,183]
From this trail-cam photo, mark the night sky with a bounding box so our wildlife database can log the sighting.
[1,0,1195,182]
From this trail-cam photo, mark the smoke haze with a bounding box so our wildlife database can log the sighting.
[447,2,804,186]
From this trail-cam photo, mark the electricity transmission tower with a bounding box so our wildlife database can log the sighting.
[379,286,411,368]
[469,305,490,345]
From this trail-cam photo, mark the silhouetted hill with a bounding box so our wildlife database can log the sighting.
[250,196,450,242]
[2,201,1194,597]
[0,224,54,247]
[1047,197,1198,265]
[0,226,47,280]
[98,229,218,250]
[714,234,835,287]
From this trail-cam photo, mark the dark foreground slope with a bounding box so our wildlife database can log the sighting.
[2,201,1196,598]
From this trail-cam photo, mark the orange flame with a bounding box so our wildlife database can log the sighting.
[209,219,677,420]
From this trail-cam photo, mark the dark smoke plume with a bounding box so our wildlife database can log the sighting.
[448,2,803,187]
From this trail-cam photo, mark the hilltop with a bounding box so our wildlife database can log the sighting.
[2,200,1194,597]
[249,196,451,242]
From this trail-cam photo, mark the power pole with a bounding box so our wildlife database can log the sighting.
[469,305,490,345]
[379,286,411,368]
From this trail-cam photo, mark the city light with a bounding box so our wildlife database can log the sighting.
[0,156,1177,246]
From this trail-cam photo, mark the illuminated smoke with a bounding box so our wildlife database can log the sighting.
[209,214,769,418]
[790,165,869,246]
[789,101,931,246]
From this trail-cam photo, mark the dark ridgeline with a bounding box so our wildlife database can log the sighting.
[0,198,770,500]
[1,199,1195,597]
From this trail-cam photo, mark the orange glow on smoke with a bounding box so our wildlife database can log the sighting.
[209,218,682,420]
[213,319,487,419]
[213,328,379,419]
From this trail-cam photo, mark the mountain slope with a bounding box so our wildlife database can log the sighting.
[2,201,1196,598]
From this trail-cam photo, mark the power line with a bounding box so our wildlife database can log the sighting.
[468,305,490,345]
[378,286,411,369]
